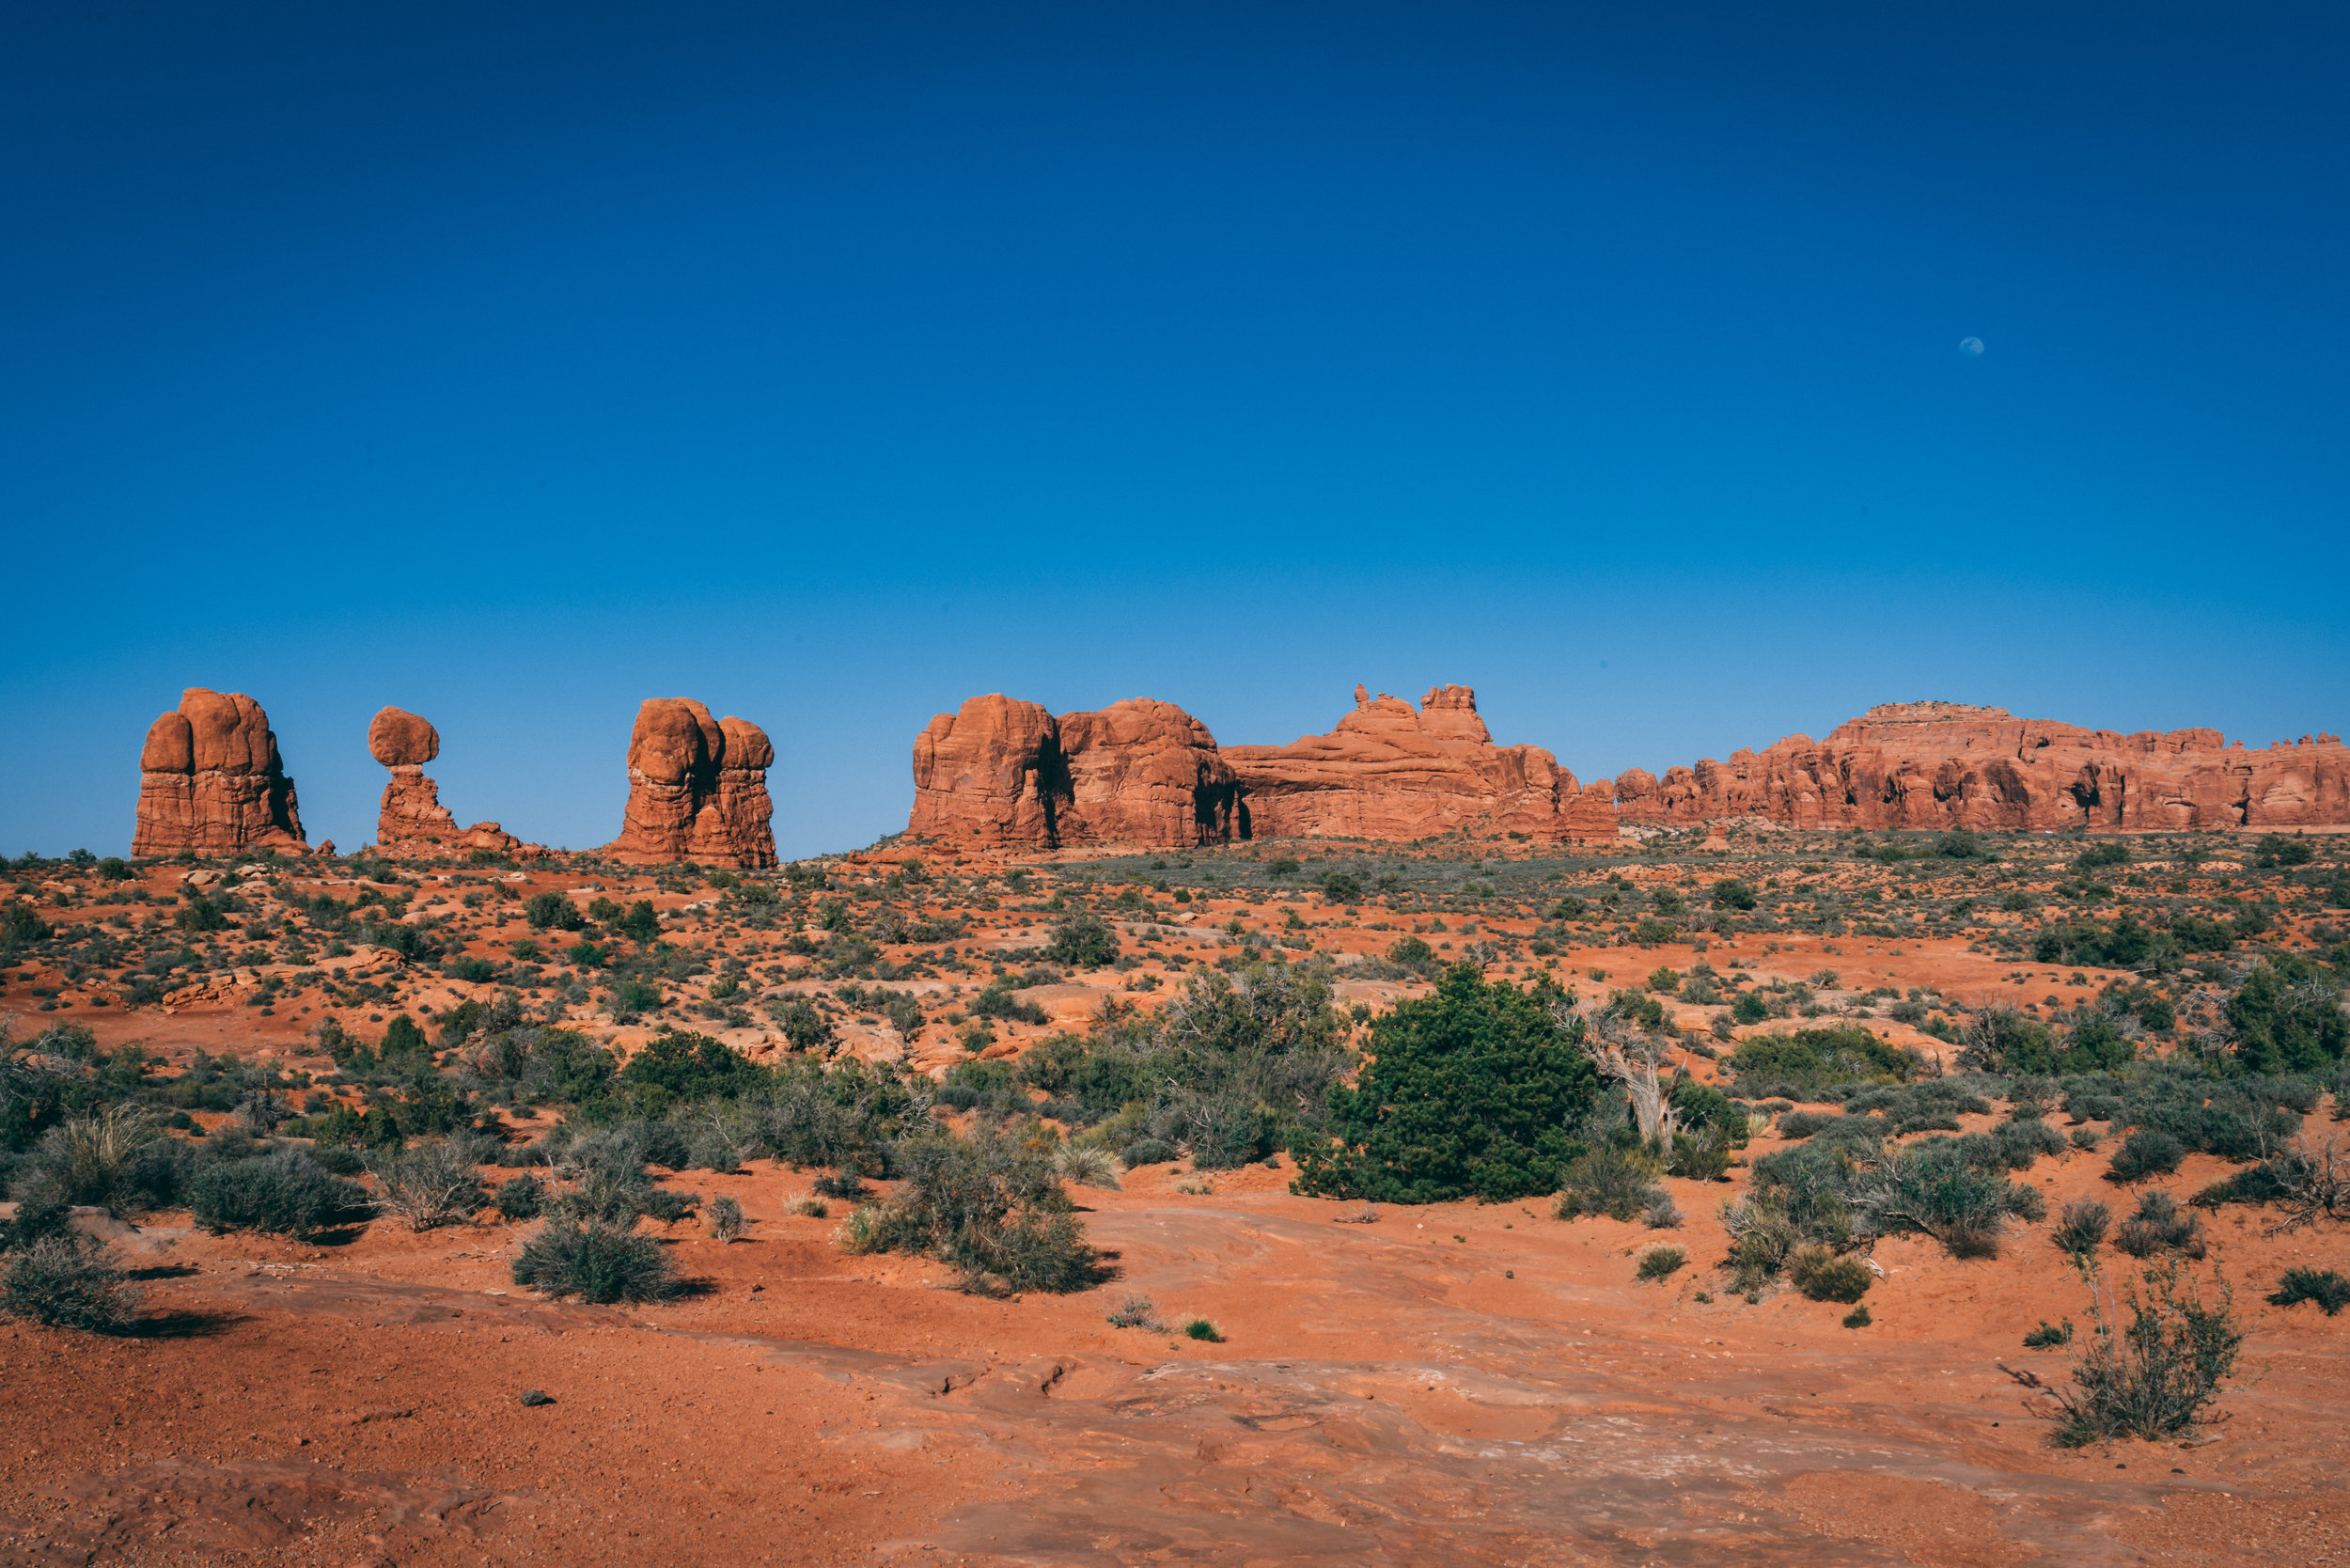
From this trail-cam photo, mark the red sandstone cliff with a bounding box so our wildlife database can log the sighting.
[909,696,1240,849]
[1613,700,2350,832]
[909,684,1610,848]
[1224,685,1615,843]
[604,699,777,868]
[133,689,307,857]
[368,707,535,859]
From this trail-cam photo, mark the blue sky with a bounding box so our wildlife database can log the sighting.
[4,1,2345,858]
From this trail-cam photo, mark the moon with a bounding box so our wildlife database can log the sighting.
[1959,337,1985,355]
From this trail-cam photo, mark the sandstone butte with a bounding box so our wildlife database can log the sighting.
[908,684,1615,849]
[132,688,308,857]
[910,696,1243,850]
[603,698,778,869]
[366,706,536,859]
[1615,699,2350,832]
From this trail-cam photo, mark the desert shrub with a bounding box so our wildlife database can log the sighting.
[2226,959,2349,1075]
[2268,1267,2350,1316]
[1775,1110,1844,1140]
[511,1217,680,1303]
[1720,1199,1804,1291]
[494,1174,546,1220]
[2063,1089,2122,1124]
[1105,1294,1166,1330]
[1988,1116,2068,1170]
[1845,1140,2014,1257]
[1841,1305,1872,1328]
[1385,934,1438,978]
[1668,1078,1749,1149]
[0,1236,141,1331]
[1554,1140,1666,1222]
[2070,1128,2102,1151]
[1711,879,1758,911]
[24,1105,165,1212]
[1052,1144,1121,1189]
[1789,1247,1872,1303]
[1183,1318,1224,1341]
[839,1123,1102,1294]
[1636,1245,1686,1280]
[2042,1258,2244,1446]
[706,1194,745,1242]
[2112,1190,2205,1259]
[366,1140,488,1231]
[1120,1138,1176,1168]
[1843,1079,1995,1135]
[192,1151,371,1239]
[2006,1183,2047,1223]
[2052,1199,2111,1257]
[1727,1026,1915,1097]
[1294,967,1597,1203]
[1045,914,1120,969]
[525,891,585,932]
[2107,1129,2186,1183]
[2023,1319,2074,1349]
[616,1030,762,1110]
[1643,1194,1684,1229]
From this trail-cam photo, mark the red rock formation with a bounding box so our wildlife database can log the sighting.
[604,699,777,868]
[1225,685,1614,843]
[368,707,535,859]
[909,696,1241,849]
[1614,700,2350,832]
[133,689,307,857]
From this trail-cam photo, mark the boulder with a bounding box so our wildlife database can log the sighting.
[132,689,307,857]
[1611,700,2350,831]
[603,698,778,868]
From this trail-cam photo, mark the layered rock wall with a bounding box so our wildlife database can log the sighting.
[604,698,777,868]
[368,707,533,858]
[1614,701,2350,832]
[1225,685,1615,843]
[133,689,307,857]
[909,684,1610,848]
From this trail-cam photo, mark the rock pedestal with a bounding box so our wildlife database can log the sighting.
[368,706,533,858]
[133,689,307,857]
[603,698,778,868]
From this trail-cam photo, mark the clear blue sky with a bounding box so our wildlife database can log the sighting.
[5,1,2345,859]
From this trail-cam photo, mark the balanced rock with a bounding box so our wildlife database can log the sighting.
[1612,700,2350,831]
[368,706,535,859]
[910,696,1240,849]
[133,689,308,857]
[603,699,777,868]
[1223,685,1614,843]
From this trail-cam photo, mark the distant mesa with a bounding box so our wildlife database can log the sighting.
[368,706,538,860]
[603,698,778,868]
[1617,700,2350,832]
[909,683,1615,849]
[133,688,308,857]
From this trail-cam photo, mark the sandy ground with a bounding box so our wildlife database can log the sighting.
[5,1137,2345,1566]
[7,840,2347,1563]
